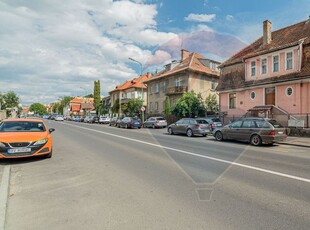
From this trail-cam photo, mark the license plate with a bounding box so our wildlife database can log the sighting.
[8,148,31,153]
[278,131,283,134]
[135,122,139,124]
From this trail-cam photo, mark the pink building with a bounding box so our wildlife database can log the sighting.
[217,19,310,127]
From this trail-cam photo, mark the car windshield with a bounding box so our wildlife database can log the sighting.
[0,121,46,132]
[211,118,221,122]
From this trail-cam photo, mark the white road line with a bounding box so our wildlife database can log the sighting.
[63,123,310,184]
[0,166,11,230]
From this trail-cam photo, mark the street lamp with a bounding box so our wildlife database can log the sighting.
[128,57,145,122]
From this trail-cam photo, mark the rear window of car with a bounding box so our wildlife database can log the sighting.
[156,117,166,121]
[255,121,271,128]
[196,119,208,124]
[268,120,284,128]
[0,121,46,132]
[211,118,221,122]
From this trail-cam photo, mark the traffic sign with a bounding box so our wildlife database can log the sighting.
[140,106,145,112]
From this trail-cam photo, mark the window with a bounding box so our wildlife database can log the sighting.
[149,102,153,111]
[250,91,256,100]
[229,93,236,109]
[155,102,158,111]
[251,61,256,76]
[163,81,167,93]
[150,85,153,93]
[231,120,242,128]
[131,92,135,98]
[273,55,279,72]
[241,120,256,128]
[211,80,216,90]
[175,77,184,87]
[261,58,267,74]
[286,87,293,96]
[155,83,159,93]
[286,52,293,70]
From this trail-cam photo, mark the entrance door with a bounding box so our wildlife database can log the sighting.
[265,87,275,105]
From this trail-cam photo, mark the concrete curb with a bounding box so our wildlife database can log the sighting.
[0,166,11,230]
[278,142,310,148]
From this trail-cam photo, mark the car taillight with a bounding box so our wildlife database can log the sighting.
[212,124,215,128]
[268,130,275,136]
[195,124,200,128]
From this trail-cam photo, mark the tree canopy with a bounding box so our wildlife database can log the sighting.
[123,98,143,116]
[93,80,101,114]
[205,94,219,115]
[29,103,46,115]
[164,96,171,115]
[172,91,205,118]
[0,91,19,110]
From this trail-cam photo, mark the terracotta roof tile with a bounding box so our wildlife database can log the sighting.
[221,19,310,67]
[109,73,150,93]
[71,104,80,112]
[145,52,220,83]
[218,19,310,91]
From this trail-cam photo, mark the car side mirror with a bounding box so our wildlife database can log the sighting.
[49,128,55,133]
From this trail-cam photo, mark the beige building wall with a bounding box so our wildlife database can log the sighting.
[147,72,219,114]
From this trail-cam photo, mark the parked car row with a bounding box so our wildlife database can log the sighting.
[53,114,286,146]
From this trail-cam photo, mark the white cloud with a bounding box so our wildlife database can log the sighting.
[191,24,214,32]
[226,15,234,21]
[184,13,216,22]
[0,0,176,104]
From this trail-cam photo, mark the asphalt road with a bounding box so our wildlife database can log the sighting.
[1,120,310,230]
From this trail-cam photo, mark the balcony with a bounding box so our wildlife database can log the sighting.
[166,86,188,95]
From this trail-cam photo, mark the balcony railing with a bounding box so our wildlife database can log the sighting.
[166,86,188,95]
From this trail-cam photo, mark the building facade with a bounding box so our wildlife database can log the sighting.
[109,73,150,116]
[217,19,310,127]
[145,49,220,114]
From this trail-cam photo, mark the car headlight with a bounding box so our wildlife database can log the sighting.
[33,138,48,145]
[0,142,6,148]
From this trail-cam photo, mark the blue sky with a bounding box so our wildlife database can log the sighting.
[0,0,309,105]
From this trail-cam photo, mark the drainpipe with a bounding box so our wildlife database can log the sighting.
[297,39,304,72]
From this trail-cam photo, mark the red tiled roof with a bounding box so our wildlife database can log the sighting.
[70,98,83,103]
[220,19,310,68]
[217,19,310,91]
[144,52,220,83]
[81,103,94,110]
[109,73,150,93]
[71,104,80,112]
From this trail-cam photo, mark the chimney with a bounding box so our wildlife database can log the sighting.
[263,20,272,45]
[181,49,189,61]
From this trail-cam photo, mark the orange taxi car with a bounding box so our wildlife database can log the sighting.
[0,118,55,159]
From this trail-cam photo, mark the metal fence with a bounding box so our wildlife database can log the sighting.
[221,113,310,128]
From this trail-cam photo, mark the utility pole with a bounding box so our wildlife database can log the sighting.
[128,57,144,122]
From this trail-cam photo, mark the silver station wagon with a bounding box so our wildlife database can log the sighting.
[214,117,287,146]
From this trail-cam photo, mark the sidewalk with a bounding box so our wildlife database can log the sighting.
[279,136,310,148]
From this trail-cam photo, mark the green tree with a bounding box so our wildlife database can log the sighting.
[123,98,143,116]
[2,91,19,109]
[205,94,219,115]
[172,91,206,117]
[84,94,94,98]
[164,96,171,115]
[93,80,101,114]
[29,103,46,115]
[111,98,120,115]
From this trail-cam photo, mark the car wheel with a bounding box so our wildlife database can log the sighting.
[168,127,174,135]
[152,124,156,129]
[186,129,193,137]
[215,131,223,141]
[250,134,262,146]
[202,134,207,137]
